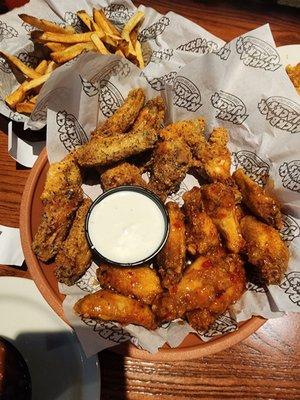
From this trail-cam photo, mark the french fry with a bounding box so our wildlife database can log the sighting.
[19,14,75,34]
[45,60,57,74]
[90,33,110,54]
[45,42,70,52]
[77,10,103,33]
[37,31,104,44]
[50,42,96,63]
[16,100,35,114]
[115,49,125,57]
[121,11,145,55]
[93,8,120,37]
[130,29,138,48]
[5,85,25,108]
[135,40,144,69]
[23,72,51,91]
[0,51,41,79]
[35,59,48,74]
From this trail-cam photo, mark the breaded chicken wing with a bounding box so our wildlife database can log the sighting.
[183,187,220,257]
[187,254,246,330]
[75,128,158,168]
[100,162,147,191]
[92,88,145,136]
[233,168,283,229]
[156,202,186,289]
[241,215,289,285]
[201,183,244,253]
[148,139,193,200]
[197,127,232,183]
[55,198,92,285]
[286,63,300,94]
[96,263,162,304]
[74,289,157,330]
[153,251,244,322]
[32,154,83,262]
[132,96,165,132]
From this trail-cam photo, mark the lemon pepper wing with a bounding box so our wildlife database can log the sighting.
[100,162,147,191]
[132,96,165,132]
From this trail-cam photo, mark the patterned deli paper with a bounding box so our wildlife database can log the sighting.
[2,0,299,355]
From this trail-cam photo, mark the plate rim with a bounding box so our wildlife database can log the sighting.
[20,148,266,361]
[0,275,101,399]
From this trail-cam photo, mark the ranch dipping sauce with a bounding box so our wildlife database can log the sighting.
[86,186,169,265]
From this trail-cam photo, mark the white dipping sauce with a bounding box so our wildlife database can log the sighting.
[87,190,166,264]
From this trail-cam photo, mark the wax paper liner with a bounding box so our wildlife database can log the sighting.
[7,0,299,355]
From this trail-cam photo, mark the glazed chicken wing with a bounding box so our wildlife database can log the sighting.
[240,215,289,285]
[96,263,162,304]
[156,202,186,289]
[75,128,158,168]
[92,88,145,136]
[55,198,92,285]
[132,96,165,132]
[183,187,220,257]
[148,139,193,200]
[201,183,244,253]
[100,162,147,191]
[74,289,157,330]
[233,168,283,229]
[32,154,83,262]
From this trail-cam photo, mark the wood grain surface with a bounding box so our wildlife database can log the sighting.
[0,1,299,399]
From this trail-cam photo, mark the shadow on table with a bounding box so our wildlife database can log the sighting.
[1,330,101,400]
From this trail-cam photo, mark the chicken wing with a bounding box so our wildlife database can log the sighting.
[96,263,162,304]
[187,254,246,331]
[286,63,300,94]
[148,139,193,200]
[153,251,244,322]
[233,168,283,229]
[201,183,244,253]
[92,88,145,136]
[240,215,289,285]
[74,289,157,330]
[100,162,147,191]
[55,198,92,285]
[182,187,220,257]
[132,96,165,132]
[32,154,83,262]
[75,128,158,168]
[156,202,186,289]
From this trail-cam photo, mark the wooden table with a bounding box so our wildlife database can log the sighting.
[0,0,299,398]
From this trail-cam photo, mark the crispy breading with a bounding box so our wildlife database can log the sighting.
[132,96,165,132]
[92,88,145,136]
[233,168,283,229]
[148,139,193,200]
[187,254,246,331]
[152,251,245,322]
[286,63,300,95]
[74,289,157,329]
[100,162,147,190]
[201,183,244,253]
[156,202,186,289]
[182,187,221,257]
[75,128,158,168]
[96,263,162,304]
[55,198,92,285]
[241,215,289,285]
[32,154,83,262]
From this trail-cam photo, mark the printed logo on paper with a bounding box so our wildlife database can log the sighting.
[279,160,300,192]
[91,60,131,83]
[138,16,170,45]
[56,110,88,151]
[279,272,300,306]
[0,56,12,73]
[64,11,85,32]
[0,21,18,42]
[76,267,100,293]
[236,36,281,71]
[144,71,177,91]
[177,38,231,60]
[21,21,35,33]
[82,318,132,343]
[104,4,134,27]
[150,49,174,63]
[258,96,300,134]
[201,314,237,338]
[233,150,270,186]
[173,76,202,112]
[8,110,24,122]
[80,76,99,97]
[211,90,248,124]
[99,81,124,118]
[280,214,300,243]
[17,51,39,68]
